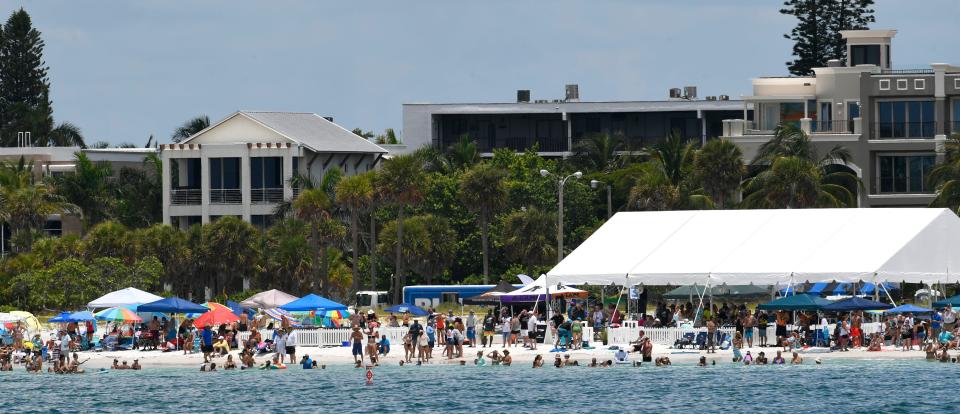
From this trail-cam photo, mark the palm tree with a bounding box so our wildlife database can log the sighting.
[45,122,86,148]
[293,188,344,296]
[49,152,113,229]
[446,134,479,170]
[171,115,210,143]
[501,207,557,277]
[0,157,78,252]
[572,133,626,173]
[928,133,960,212]
[459,162,507,283]
[265,218,314,293]
[693,139,745,208]
[373,154,424,303]
[742,124,859,209]
[335,172,375,295]
[626,133,713,211]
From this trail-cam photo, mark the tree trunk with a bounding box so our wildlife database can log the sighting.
[394,207,404,304]
[311,223,321,292]
[369,214,377,292]
[480,211,489,284]
[349,208,360,295]
[321,243,330,297]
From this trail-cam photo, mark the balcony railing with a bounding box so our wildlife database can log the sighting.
[743,121,776,135]
[170,189,201,205]
[871,122,937,139]
[209,189,242,204]
[502,137,567,152]
[811,119,853,134]
[252,188,284,204]
[948,121,960,135]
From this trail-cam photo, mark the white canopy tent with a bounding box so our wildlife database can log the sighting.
[499,275,588,302]
[87,287,163,309]
[239,289,299,309]
[548,208,960,286]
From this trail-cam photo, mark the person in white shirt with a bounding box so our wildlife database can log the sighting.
[501,316,511,347]
[527,312,539,350]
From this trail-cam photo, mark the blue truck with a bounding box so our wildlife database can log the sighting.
[402,284,522,309]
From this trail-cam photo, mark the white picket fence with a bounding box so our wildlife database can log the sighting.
[606,321,885,347]
[234,325,597,348]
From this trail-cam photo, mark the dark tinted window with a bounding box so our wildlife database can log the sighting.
[851,45,881,66]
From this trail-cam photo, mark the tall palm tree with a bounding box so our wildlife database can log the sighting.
[458,162,507,283]
[0,157,78,252]
[293,188,344,296]
[742,124,859,209]
[626,133,713,211]
[501,207,557,277]
[45,122,86,148]
[693,139,745,208]
[446,134,479,170]
[335,172,374,295]
[373,154,424,303]
[572,133,626,173]
[171,115,210,143]
[928,133,960,212]
[49,152,113,230]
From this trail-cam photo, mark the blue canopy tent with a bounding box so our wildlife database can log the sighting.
[885,304,933,314]
[226,300,255,318]
[138,297,208,314]
[279,294,348,312]
[49,311,73,323]
[758,294,833,311]
[821,297,893,312]
[933,295,960,309]
[383,303,429,316]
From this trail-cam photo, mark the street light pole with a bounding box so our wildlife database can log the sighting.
[541,169,581,264]
[591,179,612,219]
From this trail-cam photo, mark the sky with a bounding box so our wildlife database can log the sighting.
[7,0,960,146]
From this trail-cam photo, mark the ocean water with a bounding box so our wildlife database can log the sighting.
[1,359,958,413]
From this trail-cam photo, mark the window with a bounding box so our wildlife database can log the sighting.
[879,79,890,91]
[851,45,881,66]
[250,157,282,189]
[914,79,925,90]
[209,158,240,189]
[956,78,960,90]
[43,219,62,237]
[878,155,935,193]
[896,79,908,90]
[251,215,274,230]
[876,100,935,138]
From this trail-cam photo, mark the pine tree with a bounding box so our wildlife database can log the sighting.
[0,8,54,146]
[781,0,875,76]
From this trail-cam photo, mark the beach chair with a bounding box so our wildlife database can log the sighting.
[116,337,134,351]
[719,333,732,350]
[694,332,707,350]
[99,336,118,352]
[673,333,695,349]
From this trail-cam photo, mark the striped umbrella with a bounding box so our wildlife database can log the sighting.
[95,307,143,323]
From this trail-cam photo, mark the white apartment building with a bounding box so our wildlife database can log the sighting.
[161,111,387,228]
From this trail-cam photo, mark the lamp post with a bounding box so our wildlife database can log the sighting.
[540,169,581,263]
[590,179,612,219]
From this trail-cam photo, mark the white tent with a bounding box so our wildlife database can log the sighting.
[239,289,299,309]
[548,208,960,286]
[499,275,588,303]
[87,287,163,309]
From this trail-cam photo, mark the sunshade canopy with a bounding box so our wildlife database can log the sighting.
[821,297,893,312]
[548,209,960,286]
[240,289,299,309]
[49,311,73,323]
[279,294,348,312]
[383,303,429,316]
[138,297,208,314]
[885,304,933,313]
[499,275,588,303]
[462,280,519,305]
[94,307,143,323]
[87,287,163,309]
[933,295,960,308]
[67,311,96,322]
[758,294,833,311]
[192,307,240,328]
[662,284,770,300]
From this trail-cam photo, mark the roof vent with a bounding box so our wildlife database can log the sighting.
[517,90,530,103]
[669,88,683,99]
[705,96,717,101]
[565,84,580,102]
[719,95,730,101]
[683,86,697,100]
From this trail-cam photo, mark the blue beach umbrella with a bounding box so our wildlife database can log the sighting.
[383,303,429,316]
[49,311,73,323]
[280,294,348,312]
[67,311,96,322]
[138,297,208,314]
[821,297,892,312]
[885,304,932,314]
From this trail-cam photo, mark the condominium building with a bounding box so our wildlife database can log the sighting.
[403,85,747,156]
[160,111,387,229]
[722,29,960,207]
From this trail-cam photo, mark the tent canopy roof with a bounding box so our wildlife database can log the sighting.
[662,284,770,300]
[463,280,520,304]
[138,297,208,314]
[87,287,163,309]
[240,289,299,309]
[279,294,348,312]
[758,294,833,311]
[548,208,960,286]
[499,275,588,303]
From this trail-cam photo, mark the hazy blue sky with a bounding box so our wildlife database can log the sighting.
[10,0,960,145]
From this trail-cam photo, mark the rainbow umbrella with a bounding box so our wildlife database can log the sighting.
[316,309,351,320]
[95,307,143,323]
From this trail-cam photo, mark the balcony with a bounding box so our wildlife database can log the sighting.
[810,119,853,134]
[252,188,284,204]
[170,189,201,205]
[501,137,567,153]
[871,122,937,140]
[209,189,242,204]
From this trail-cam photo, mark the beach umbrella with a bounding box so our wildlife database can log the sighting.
[87,287,163,309]
[138,297,208,314]
[316,309,352,320]
[94,307,143,323]
[280,294,348,312]
[192,306,240,328]
[240,289,299,309]
[758,293,832,311]
[10,311,42,331]
[821,297,893,312]
[885,304,933,314]
[67,311,96,322]
[49,312,73,323]
[264,308,300,324]
[933,295,960,309]
[383,303,429,316]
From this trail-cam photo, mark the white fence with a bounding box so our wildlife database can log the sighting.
[234,325,597,348]
[606,321,885,347]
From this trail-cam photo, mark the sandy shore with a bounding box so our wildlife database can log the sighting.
[69,342,929,370]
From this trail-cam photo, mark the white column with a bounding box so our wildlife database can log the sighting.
[282,150,294,201]
[200,156,210,224]
[161,148,171,225]
[241,151,252,222]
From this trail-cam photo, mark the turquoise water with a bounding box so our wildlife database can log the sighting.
[1,359,957,413]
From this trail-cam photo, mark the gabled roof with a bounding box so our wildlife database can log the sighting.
[181,111,387,154]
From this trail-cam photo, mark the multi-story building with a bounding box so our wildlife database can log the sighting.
[160,111,386,229]
[403,85,747,156]
[723,29,960,207]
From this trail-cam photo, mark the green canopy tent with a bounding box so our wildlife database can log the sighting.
[758,294,833,311]
[662,284,771,301]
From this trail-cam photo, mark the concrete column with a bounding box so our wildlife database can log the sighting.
[564,112,572,158]
[800,118,812,135]
[853,118,863,135]
[161,149,171,226]
[936,134,947,163]
[200,156,210,224]
[241,151,251,222]
[283,150,294,202]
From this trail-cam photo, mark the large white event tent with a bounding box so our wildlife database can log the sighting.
[548,208,960,287]
[87,287,163,309]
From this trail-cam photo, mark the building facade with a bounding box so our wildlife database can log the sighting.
[403,86,747,156]
[161,111,386,229]
[722,29,960,207]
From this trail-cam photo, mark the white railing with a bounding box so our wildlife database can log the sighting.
[605,321,886,347]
